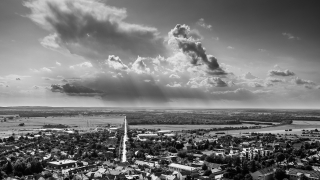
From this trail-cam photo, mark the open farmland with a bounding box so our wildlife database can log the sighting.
[210,120,320,135]
[0,115,124,138]
[129,123,269,130]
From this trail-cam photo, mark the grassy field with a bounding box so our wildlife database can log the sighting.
[210,120,320,135]
[2,116,320,138]
[129,124,269,130]
[0,115,124,138]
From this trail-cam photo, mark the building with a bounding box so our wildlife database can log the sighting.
[168,163,196,172]
[287,168,320,180]
[109,127,119,133]
[157,130,172,134]
[137,134,158,139]
[250,166,275,180]
[164,133,176,137]
[47,160,77,170]
[241,147,273,160]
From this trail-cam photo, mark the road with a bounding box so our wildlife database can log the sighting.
[121,116,128,162]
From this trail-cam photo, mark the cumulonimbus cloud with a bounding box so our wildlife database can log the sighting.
[168,24,227,76]
[21,0,320,107]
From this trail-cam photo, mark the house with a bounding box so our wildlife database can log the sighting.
[137,134,158,139]
[47,159,77,170]
[168,163,196,172]
[287,168,320,180]
[250,166,275,180]
[204,162,227,170]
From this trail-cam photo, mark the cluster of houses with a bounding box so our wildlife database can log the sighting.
[2,124,320,180]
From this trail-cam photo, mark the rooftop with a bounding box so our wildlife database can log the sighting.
[288,168,320,179]
[169,163,196,171]
[49,160,77,165]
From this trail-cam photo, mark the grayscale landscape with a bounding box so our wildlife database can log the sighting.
[1,0,320,180]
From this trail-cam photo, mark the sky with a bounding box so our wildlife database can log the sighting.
[0,0,320,108]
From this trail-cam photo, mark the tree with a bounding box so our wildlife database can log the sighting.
[249,160,257,172]
[299,174,309,180]
[4,161,13,175]
[273,168,287,180]
[276,153,285,164]
[233,156,241,167]
[177,151,187,159]
[287,155,295,165]
[168,146,177,153]
[202,163,208,171]
[13,159,26,177]
[242,161,249,175]
[203,170,212,176]
[305,165,313,171]
[245,174,253,180]
[7,136,14,142]
[234,173,243,180]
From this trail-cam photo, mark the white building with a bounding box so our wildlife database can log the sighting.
[168,163,196,172]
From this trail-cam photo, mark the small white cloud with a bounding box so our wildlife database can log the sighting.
[131,56,150,74]
[282,32,300,40]
[169,74,180,79]
[70,62,93,69]
[292,77,316,86]
[212,37,219,41]
[56,61,61,66]
[249,82,264,88]
[227,46,234,50]
[258,49,266,52]
[242,72,258,80]
[4,74,31,80]
[196,18,212,30]
[41,67,52,72]
[166,83,182,88]
[33,85,40,89]
[30,67,52,73]
[40,33,60,49]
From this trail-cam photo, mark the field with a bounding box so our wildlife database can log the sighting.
[129,123,269,130]
[0,115,124,138]
[210,120,320,135]
[1,107,320,138]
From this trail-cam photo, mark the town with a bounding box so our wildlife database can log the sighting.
[1,116,320,180]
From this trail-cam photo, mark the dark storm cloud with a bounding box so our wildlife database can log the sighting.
[51,83,103,96]
[268,69,295,76]
[169,24,226,75]
[77,73,169,103]
[24,0,168,61]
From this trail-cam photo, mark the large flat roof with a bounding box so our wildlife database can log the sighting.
[49,160,77,165]
[157,130,172,133]
[137,134,158,136]
[168,163,196,171]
